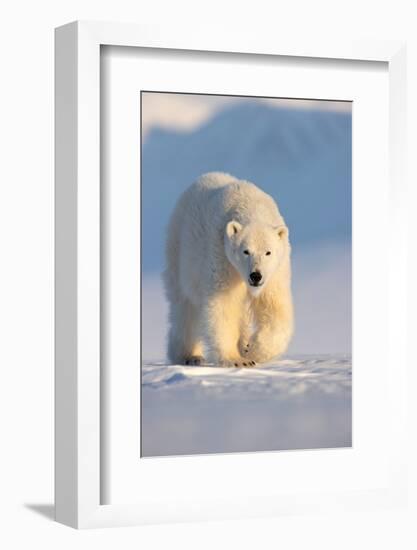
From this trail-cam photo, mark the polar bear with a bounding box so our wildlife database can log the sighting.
[163,172,294,367]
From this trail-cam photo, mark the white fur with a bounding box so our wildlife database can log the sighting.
[163,172,294,366]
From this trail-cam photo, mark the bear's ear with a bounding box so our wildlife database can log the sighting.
[275,225,288,239]
[226,220,243,238]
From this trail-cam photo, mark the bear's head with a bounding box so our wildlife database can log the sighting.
[224,220,289,296]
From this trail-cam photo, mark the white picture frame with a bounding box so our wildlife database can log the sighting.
[55,21,407,529]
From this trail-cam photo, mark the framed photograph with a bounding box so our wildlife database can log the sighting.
[55,21,407,528]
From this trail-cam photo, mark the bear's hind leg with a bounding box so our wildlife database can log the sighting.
[167,299,204,365]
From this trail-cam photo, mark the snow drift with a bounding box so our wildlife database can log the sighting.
[141,355,352,457]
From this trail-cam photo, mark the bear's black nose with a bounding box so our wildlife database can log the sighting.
[249,271,262,285]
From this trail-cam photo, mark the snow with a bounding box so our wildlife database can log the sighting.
[141,355,352,457]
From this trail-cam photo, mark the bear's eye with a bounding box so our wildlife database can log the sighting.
[243,250,250,255]
[266,251,271,256]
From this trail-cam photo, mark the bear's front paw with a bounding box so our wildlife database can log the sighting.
[242,342,250,354]
[219,359,256,368]
[242,338,271,364]
[242,342,257,360]
[184,355,204,366]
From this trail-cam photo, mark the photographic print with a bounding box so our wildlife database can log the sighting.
[140,92,352,457]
